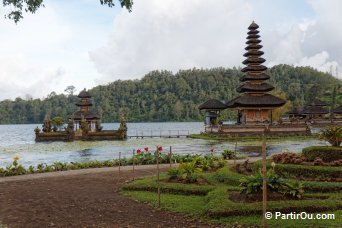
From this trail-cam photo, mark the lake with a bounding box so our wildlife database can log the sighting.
[0,122,327,168]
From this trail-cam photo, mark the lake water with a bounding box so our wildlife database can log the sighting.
[0,122,327,168]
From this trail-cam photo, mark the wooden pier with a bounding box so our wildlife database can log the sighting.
[128,130,190,139]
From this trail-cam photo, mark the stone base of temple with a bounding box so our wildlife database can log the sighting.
[281,118,342,127]
[35,130,127,142]
[205,124,310,136]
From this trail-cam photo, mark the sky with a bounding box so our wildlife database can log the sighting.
[0,0,341,100]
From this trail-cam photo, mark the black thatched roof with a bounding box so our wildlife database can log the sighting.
[302,106,328,114]
[248,21,259,29]
[243,50,264,57]
[287,107,304,115]
[245,44,263,50]
[76,101,93,107]
[246,39,261,44]
[333,106,342,114]
[242,57,265,65]
[240,73,270,82]
[226,94,286,108]
[247,30,259,35]
[308,99,327,107]
[241,65,267,72]
[236,83,274,93]
[198,99,227,110]
[73,110,100,120]
[78,89,92,98]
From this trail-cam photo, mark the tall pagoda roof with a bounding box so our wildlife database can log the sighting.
[226,94,285,108]
[236,82,274,93]
[198,99,227,110]
[240,73,270,82]
[78,89,92,98]
[226,21,285,109]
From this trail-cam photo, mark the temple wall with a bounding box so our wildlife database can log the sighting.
[205,124,309,136]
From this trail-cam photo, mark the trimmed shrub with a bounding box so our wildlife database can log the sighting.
[302,146,342,162]
[253,161,342,179]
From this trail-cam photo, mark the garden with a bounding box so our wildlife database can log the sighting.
[121,127,342,227]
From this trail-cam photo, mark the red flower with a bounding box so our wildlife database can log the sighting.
[137,149,142,154]
[157,146,163,151]
[144,147,149,152]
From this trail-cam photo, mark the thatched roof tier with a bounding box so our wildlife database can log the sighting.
[333,106,342,114]
[287,107,304,115]
[247,30,259,35]
[78,89,92,98]
[240,73,270,82]
[226,94,285,108]
[73,110,100,120]
[246,39,261,44]
[248,21,259,29]
[236,83,274,93]
[247,34,260,39]
[198,99,227,110]
[308,99,327,107]
[76,101,93,107]
[245,44,263,50]
[243,50,264,57]
[242,57,265,65]
[241,65,267,72]
[302,106,328,114]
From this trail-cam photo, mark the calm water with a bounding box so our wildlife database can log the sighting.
[0,122,327,168]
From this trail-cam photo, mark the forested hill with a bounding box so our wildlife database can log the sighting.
[0,64,341,124]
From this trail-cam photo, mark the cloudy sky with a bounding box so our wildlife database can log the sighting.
[0,0,341,100]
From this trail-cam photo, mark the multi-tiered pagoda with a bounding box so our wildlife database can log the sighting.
[35,89,127,141]
[226,21,285,124]
[73,89,101,133]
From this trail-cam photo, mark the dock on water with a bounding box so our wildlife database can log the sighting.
[128,130,190,139]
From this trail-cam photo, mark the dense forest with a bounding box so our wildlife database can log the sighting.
[0,64,341,124]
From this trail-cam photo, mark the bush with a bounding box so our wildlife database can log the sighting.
[253,161,342,179]
[240,169,285,194]
[302,146,342,162]
[272,152,306,164]
[222,150,235,159]
[320,126,342,146]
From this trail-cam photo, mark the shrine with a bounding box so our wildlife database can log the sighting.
[34,89,127,141]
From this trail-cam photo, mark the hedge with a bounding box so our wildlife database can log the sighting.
[253,161,342,179]
[302,146,342,162]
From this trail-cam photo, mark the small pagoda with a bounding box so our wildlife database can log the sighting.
[34,89,127,141]
[226,21,285,124]
[73,89,102,135]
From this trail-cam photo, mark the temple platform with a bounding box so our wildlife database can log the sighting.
[204,124,310,136]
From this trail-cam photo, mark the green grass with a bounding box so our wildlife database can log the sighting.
[121,164,342,227]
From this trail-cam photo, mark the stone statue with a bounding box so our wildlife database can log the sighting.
[42,115,52,132]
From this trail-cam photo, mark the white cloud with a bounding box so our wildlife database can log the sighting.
[90,0,253,83]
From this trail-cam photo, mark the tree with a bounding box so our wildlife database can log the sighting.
[64,85,76,96]
[51,116,65,131]
[3,0,133,23]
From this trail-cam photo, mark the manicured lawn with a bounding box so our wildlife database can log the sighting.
[121,164,342,227]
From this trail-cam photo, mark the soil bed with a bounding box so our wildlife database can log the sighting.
[0,165,216,228]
